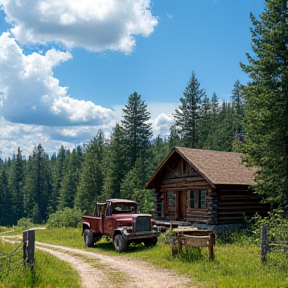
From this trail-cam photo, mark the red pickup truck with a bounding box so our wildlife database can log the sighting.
[82,199,159,252]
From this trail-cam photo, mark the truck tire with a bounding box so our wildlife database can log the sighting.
[83,229,94,247]
[144,237,157,247]
[114,234,127,253]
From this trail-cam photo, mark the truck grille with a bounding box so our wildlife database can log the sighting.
[133,216,151,232]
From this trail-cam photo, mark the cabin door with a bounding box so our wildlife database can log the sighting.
[176,191,185,220]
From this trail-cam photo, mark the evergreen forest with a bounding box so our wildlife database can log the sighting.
[0,0,288,226]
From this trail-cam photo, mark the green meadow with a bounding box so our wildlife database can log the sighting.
[2,226,287,288]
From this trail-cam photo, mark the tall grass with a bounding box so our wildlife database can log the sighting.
[123,234,288,288]
[0,240,81,288]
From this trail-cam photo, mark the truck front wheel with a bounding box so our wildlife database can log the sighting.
[83,229,94,247]
[113,234,127,253]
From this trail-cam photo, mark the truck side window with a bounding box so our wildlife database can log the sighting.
[106,203,112,216]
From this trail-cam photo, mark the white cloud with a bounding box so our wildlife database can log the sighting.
[148,102,177,138]
[0,117,112,159]
[2,0,158,54]
[0,1,160,159]
[0,32,115,126]
[152,113,174,138]
[0,102,177,159]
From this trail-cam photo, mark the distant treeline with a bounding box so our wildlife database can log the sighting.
[0,82,245,226]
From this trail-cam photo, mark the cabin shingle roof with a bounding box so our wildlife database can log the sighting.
[146,147,257,189]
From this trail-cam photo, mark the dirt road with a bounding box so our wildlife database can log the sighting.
[36,242,194,288]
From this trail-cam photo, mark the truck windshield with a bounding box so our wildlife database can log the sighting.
[112,204,136,213]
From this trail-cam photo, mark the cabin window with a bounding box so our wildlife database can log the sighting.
[167,191,176,212]
[190,190,207,209]
[199,190,207,209]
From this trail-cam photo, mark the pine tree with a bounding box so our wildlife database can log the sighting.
[204,101,233,151]
[214,102,235,151]
[211,92,220,125]
[9,148,25,224]
[198,94,212,148]
[168,124,182,151]
[74,131,105,214]
[58,147,83,210]
[121,92,152,169]
[102,124,127,200]
[48,145,67,214]
[231,80,244,135]
[23,144,52,223]
[240,0,288,209]
[174,71,205,148]
[0,166,12,226]
[120,156,156,213]
[147,136,170,176]
[204,93,219,150]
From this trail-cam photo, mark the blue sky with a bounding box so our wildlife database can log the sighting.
[0,0,265,158]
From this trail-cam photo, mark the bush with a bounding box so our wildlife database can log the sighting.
[47,208,82,228]
[17,217,34,229]
[248,210,288,256]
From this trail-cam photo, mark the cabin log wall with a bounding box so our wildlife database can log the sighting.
[216,185,269,224]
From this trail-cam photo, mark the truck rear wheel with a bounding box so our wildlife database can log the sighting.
[114,234,127,253]
[83,229,94,247]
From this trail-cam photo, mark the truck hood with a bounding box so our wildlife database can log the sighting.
[112,213,151,221]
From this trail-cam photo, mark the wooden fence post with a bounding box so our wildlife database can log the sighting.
[260,224,268,263]
[208,232,215,260]
[23,229,35,267]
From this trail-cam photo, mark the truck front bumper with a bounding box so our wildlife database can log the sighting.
[123,230,160,240]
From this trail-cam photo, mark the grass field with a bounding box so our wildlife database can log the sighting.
[0,233,81,288]
[1,226,288,288]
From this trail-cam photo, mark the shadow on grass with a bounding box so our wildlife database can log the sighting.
[90,239,152,254]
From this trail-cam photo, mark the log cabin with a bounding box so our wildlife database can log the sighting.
[146,146,270,225]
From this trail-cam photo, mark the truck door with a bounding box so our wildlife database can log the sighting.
[103,202,114,237]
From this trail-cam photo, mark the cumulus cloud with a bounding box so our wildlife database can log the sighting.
[2,0,158,53]
[0,117,112,159]
[152,113,174,138]
[0,1,160,159]
[0,102,176,159]
[0,32,115,126]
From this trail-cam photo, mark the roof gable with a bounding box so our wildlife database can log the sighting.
[146,147,257,189]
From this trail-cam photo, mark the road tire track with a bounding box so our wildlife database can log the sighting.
[36,242,194,288]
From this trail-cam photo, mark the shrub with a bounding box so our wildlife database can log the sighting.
[248,210,288,256]
[17,217,34,229]
[47,208,82,228]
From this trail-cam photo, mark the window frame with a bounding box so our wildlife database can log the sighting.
[189,190,207,210]
[167,191,176,212]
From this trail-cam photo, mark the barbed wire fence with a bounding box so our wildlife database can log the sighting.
[0,242,23,282]
[0,230,36,283]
